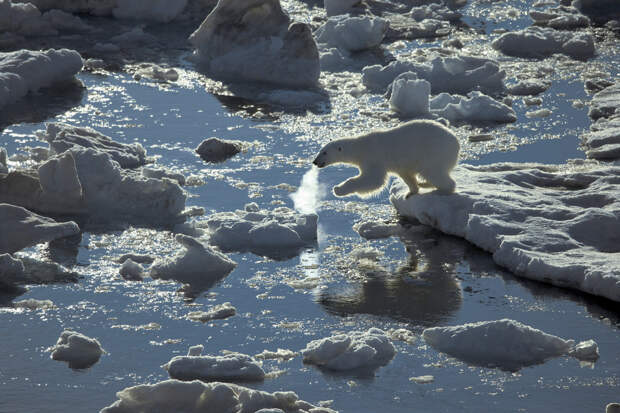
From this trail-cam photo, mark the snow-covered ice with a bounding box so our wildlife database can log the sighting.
[195,138,241,163]
[119,258,144,281]
[492,26,595,59]
[0,203,79,254]
[163,346,265,382]
[430,92,517,123]
[581,119,620,160]
[422,319,598,371]
[133,64,179,83]
[530,6,590,29]
[13,298,55,310]
[391,162,620,302]
[207,203,318,259]
[188,0,320,88]
[410,3,462,22]
[100,379,337,413]
[0,49,83,109]
[49,330,104,369]
[187,302,236,322]
[363,55,505,95]
[301,328,396,371]
[0,1,92,36]
[315,16,388,52]
[508,79,551,96]
[255,348,298,361]
[389,77,431,118]
[40,123,147,169]
[149,234,237,291]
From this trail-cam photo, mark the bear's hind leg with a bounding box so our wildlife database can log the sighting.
[423,169,456,194]
[333,166,387,197]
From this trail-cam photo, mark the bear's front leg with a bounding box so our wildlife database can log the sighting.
[333,166,387,197]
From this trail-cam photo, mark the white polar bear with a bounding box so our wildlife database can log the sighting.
[312,120,460,198]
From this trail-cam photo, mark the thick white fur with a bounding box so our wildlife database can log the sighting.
[313,120,460,198]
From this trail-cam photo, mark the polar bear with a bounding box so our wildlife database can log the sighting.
[312,120,460,198]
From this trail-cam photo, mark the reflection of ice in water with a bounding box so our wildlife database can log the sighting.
[291,167,322,215]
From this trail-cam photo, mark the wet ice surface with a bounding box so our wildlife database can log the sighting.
[1,1,620,412]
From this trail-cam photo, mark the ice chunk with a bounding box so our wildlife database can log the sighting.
[187,302,236,322]
[363,55,505,95]
[301,328,396,371]
[142,167,185,186]
[530,6,590,29]
[0,48,83,109]
[492,26,595,59]
[353,220,401,239]
[582,119,620,160]
[49,330,104,369]
[508,79,551,95]
[430,92,517,123]
[40,122,146,169]
[189,0,320,88]
[0,254,77,291]
[207,204,317,259]
[422,319,583,371]
[163,348,265,382]
[149,234,236,290]
[569,339,599,361]
[13,298,55,310]
[0,203,79,254]
[112,0,187,22]
[389,77,431,117]
[134,63,179,83]
[119,259,144,281]
[100,379,337,413]
[410,3,462,22]
[315,16,388,52]
[390,162,620,302]
[37,152,83,200]
[255,349,298,361]
[195,138,241,163]
[588,82,619,120]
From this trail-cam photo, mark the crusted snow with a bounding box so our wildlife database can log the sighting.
[207,203,317,259]
[422,319,597,371]
[0,48,83,109]
[49,330,104,369]
[187,302,236,322]
[163,346,265,382]
[0,203,79,254]
[100,379,337,413]
[301,328,396,371]
[390,162,620,302]
[315,16,388,52]
[491,26,595,59]
[149,234,237,288]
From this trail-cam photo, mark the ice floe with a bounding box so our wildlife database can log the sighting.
[491,26,595,59]
[0,203,79,254]
[363,55,506,95]
[301,328,396,372]
[163,346,265,382]
[187,302,236,322]
[195,137,241,163]
[100,379,337,413]
[315,16,388,52]
[0,48,83,109]
[530,6,590,29]
[40,123,147,169]
[189,0,320,88]
[207,203,318,259]
[13,298,55,310]
[410,3,462,22]
[422,319,598,371]
[133,64,179,83]
[390,162,620,302]
[49,330,104,369]
[149,234,236,292]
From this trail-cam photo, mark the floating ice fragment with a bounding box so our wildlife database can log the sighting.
[255,349,298,361]
[187,302,236,322]
[119,259,144,281]
[49,330,104,369]
[315,16,388,52]
[13,298,55,310]
[508,79,551,95]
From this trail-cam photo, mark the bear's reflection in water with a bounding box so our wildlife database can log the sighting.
[318,223,467,326]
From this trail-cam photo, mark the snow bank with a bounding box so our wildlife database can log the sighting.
[390,162,620,302]
[315,16,388,52]
[150,234,236,288]
[207,203,317,259]
[196,138,241,163]
[189,0,320,88]
[187,302,236,322]
[363,55,505,94]
[430,92,517,123]
[0,49,83,109]
[530,6,590,29]
[49,330,104,369]
[492,26,595,59]
[100,379,337,413]
[422,319,598,371]
[40,123,146,169]
[0,203,79,254]
[163,346,265,382]
[301,328,396,371]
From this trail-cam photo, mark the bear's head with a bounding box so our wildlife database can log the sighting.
[312,140,348,168]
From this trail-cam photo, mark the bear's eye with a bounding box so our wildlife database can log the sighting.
[322,151,327,155]
[338,147,342,151]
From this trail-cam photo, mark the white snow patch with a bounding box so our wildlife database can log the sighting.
[390,162,620,302]
[301,328,396,371]
[49,330,104,369]
[0,48,82,109]
[422,319,597,370]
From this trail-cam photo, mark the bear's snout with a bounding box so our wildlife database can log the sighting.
[312,157,325,168]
